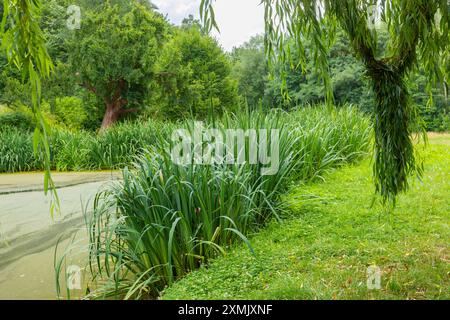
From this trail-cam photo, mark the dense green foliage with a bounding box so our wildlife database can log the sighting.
[1,1,447,133]
[0,108,34,132]
[230,32,449,131]
[410,72,450,132]
[163,135,450,300]
[52,97,87,130]
[231,33,372,111]
[230,35,269,108]
[67,1,168,129]
[153,27,238,119]
[1,0,240,130]
[56,106,371,299]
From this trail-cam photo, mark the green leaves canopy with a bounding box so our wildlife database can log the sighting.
[67,1,168,127]
[153,27,238,119]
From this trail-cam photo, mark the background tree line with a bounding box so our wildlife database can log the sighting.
[0,0,448,132]
[231,32,449,132]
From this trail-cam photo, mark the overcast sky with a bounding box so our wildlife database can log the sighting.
[152,0,265,51]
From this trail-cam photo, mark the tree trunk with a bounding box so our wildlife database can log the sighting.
[99,79,129,131]
[101,102,121,130]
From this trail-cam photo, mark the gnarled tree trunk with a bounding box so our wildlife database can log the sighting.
[100,99,138,131]
[98,79,134,131]
[101,101,122,130]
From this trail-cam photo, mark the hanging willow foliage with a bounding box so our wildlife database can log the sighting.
[1,0,59,214]
[202,0,449,205]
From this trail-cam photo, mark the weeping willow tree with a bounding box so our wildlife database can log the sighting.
[202,0,450,205]
[0,0,59,213]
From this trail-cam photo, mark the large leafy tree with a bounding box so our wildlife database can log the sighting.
[153,27,238,119]
[68,1,168,130]
[202,0,450,204]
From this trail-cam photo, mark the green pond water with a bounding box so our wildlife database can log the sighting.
[0,172,119,300]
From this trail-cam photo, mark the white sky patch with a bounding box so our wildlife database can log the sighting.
[152,0,265,51]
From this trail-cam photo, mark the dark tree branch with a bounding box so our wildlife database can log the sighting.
[80,82,97,95]
[119,108,138,115]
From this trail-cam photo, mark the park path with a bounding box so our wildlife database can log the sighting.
[0,171,120,300]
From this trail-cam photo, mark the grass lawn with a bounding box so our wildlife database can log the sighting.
[163,134,449,300]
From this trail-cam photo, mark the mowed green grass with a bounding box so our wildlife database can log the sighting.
[163,134,449,300]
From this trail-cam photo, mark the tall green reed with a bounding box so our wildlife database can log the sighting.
[71,105,371,299]
[0,119,170,173]
[0,128,41,172]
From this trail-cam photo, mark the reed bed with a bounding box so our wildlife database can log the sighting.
[0,128,41,172]
[0,119,171,173]
[59,106,371,299]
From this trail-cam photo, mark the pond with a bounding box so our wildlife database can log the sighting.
[0,172,119,300]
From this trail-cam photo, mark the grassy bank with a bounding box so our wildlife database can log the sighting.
[56,106,372,299]
[162,134,449,300]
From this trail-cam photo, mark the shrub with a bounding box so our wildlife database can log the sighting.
[0,111,35,132]
[54,97,88,130]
